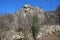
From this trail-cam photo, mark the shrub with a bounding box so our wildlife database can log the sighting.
[32,14,40,37]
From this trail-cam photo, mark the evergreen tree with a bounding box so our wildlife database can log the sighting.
[32,14,40,37]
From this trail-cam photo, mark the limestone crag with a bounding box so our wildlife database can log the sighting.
[0,4,60,40]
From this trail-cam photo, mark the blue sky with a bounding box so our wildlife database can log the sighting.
[0,0,60,15]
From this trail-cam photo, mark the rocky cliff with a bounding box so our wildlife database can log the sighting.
[0,4,60,40]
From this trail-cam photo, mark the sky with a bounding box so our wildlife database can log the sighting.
[0,0,60,15]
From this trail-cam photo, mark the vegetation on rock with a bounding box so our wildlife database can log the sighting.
[32,14,40,37]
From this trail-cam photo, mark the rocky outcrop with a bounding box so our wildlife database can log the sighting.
[0,4,60,40]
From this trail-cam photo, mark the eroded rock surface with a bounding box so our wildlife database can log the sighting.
[0,4,60,40]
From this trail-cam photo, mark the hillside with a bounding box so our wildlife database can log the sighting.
[0,4,60,40]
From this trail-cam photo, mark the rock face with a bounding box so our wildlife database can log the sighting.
[0,4,60,40]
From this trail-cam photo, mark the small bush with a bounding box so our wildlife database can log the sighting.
[32,14,40,37]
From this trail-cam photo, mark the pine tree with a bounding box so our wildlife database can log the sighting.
[32,14,40,37]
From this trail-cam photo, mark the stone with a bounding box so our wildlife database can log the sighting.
[0,4,60,40]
